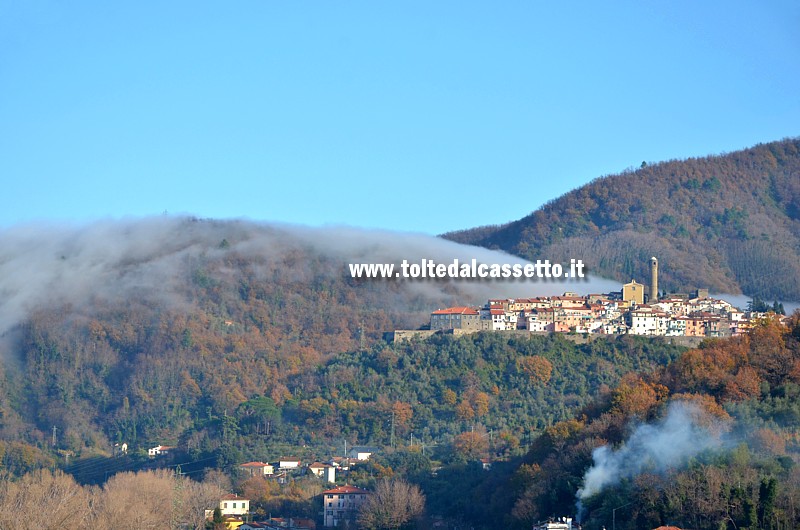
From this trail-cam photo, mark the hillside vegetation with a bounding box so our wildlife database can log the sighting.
[464,315,800,530]
[0,219,684,485]
[445,138,800,301]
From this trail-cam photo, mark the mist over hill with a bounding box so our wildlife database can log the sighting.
[445,138,800,302]
[0,217,619,451]
[0,217,617,341]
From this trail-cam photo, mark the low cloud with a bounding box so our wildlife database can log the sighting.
[0,216,622,346]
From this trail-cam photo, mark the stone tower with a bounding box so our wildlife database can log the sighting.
[650,256,658,302]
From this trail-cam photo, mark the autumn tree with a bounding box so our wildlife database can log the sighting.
[610,375,668,418]
[442,388,457,406]
[393,401,414,434]
[455,399,475,421]
[472,391,490,417]
[452,428,489,462]
[516,355,553,384]
[357,478,425,530]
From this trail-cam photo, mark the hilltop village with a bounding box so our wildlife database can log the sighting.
[426,257,782,338]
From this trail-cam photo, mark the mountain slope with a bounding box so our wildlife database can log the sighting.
[0,218,614,462]
[444,138,800,301]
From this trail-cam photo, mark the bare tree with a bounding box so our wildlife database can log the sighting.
[0,469,91,530]
[357,478,425,530]
[91,469,176,529]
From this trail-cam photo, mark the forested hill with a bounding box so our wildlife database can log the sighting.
[0,217,607,468]
[444,138,800,301]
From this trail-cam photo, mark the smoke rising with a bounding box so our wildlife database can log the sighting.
[0,216,622,342]
[576,401,724,506]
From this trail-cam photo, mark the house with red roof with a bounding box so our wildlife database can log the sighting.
[308,462,336,483]
[239,461,274,477]
[429,306,481,331]
[321,485,370,527]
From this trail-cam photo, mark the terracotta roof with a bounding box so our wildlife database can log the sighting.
[221,493,249,501]
[432,306,479,315]
[239,461,270,467]
[322,485,370,495]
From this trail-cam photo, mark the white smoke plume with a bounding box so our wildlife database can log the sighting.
[576,401,724,505]
[0,216,622,343]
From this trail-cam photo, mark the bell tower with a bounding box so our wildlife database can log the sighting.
[649,256,658,302]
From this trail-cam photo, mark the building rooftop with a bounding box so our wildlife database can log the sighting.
[431,306,479,315]
[322,485,370,495]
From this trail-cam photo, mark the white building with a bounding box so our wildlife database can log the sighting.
[147,445,173,457]
[347,446,379,461]
[278,457,301,469]
[238,461,274,477]
[205,494,251,520]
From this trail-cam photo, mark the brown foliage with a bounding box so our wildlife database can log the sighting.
[442,388,457,406]
[516,355,553,385]
[472,391,490,417]
[751,428,787,456]
[667,337,762,402]
[452,429,490,461]
[611,375,668,418]
[455,400,475,421]
[749,316,795,385]
[392,401,413,429]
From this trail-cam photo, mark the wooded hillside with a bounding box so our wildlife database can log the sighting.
[445,138,800,301]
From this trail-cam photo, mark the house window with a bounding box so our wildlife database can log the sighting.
[223,503,227,508]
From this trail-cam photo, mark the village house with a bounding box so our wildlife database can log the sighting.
[429,306,481,331]
[219,494,250,516]
[626,306,670,336]
[205,494,252,523]
[308,462,336,483]
[147,445,174,457]
[321,485,370,527]
[527,315,550,333]
[239,461,274,477]
[347,446,379,461]
[278,457,302,470]
[685,315,707,337]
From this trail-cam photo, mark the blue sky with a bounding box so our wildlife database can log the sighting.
[1,1,798,235]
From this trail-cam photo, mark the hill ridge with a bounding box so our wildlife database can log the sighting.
[443,137,800,301]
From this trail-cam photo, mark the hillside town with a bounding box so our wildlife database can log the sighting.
[427,257,784,338]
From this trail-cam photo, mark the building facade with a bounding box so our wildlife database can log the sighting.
[322,485,370,527]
